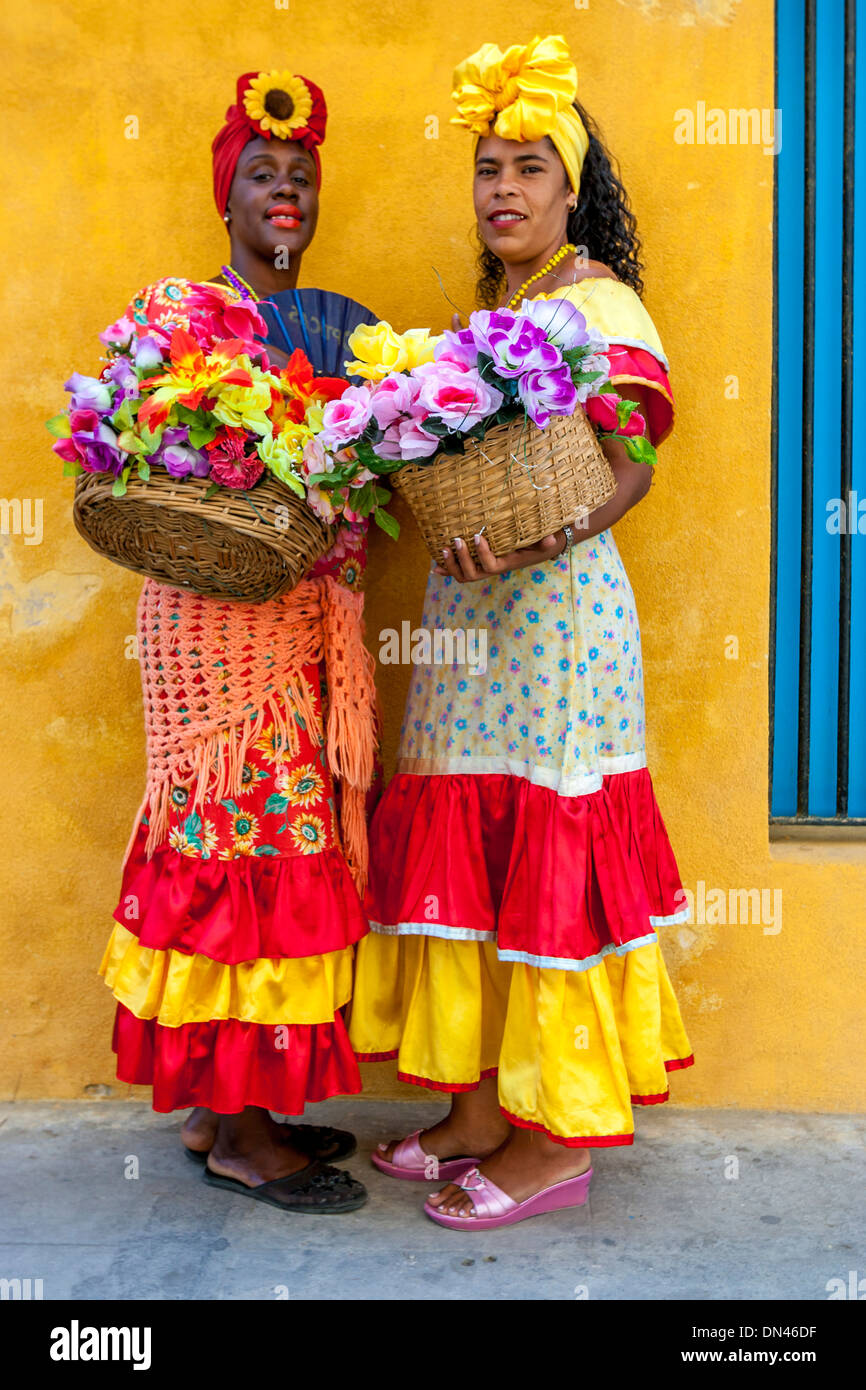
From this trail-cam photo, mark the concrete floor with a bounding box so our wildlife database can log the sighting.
[0,1099,863,1301]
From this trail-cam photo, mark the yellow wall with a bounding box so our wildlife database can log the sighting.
[2,0,863,1111]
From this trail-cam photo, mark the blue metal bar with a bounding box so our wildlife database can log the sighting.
[848,0,866,814]
[772,0,808,815]
[807,0,845,814]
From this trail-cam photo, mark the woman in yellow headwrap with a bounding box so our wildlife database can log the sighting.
[349,34,691,1230]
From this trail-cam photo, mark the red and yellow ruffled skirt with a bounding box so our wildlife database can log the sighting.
[100,662,368,1114]
[349,766,693,1147]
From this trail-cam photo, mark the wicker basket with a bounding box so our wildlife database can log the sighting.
[73,470,335,603]
[394,408,616,563]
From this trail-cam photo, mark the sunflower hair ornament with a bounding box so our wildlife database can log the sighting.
[450,34,589,194]
[212,69,328,215]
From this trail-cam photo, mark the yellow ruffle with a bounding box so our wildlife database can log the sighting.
[349,934,692,1143]
[100,924,354,1028]
[541,279,669,369]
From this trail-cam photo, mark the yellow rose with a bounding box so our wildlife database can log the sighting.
[213,365,276,435]
[259,428,308,494]
[345,321,409,381]
[402,328,441,370]
[304,400,325,432]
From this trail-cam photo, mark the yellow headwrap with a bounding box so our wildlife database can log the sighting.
[450,34,589,194]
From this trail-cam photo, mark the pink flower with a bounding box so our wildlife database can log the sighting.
[584,392,620,432]
[372,422,405,461]
[368,373,420,428]
[620,405,647,437]
[320,385,374,450]
[398,418,440,460]
[415,360,503,431]
[183,285,268,349]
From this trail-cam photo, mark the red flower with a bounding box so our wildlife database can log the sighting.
[205,428,264,489]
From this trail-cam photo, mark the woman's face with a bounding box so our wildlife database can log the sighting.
[226,135,319,259]
[473,133,571,264]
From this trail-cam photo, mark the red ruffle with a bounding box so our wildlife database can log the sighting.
[115,827,368,964]
[364,767,684,966]
[112,1003,362,1114]
[605,343,674,445]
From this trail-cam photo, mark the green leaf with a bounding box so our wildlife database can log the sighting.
[111,466,131,498]
[187,423,218,449]
[264,793,289,815]
[183,812,202,837]
[111,398,135,431]
[62,459,84,477]
[373,506,400,540]
[254,845,281,856]
[46,413,71,438]
[137,459,151,482]
[203,482,221,500]
[616,398,638,427]
[622,434,657,467]
[220,798,240,814]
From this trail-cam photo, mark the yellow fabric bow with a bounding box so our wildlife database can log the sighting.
[451,34,589,193]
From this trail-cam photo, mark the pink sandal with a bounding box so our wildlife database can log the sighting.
[423,1164,593,1230]
[371,1131,479,1183]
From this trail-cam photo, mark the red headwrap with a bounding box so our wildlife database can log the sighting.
[211,69,327,216]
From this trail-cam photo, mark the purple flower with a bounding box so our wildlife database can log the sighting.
[518,362,578,428]
[468,310,562,379]
[153,426,209,479]
[53,409,126,475]
[65,372,112,414]
[105,355,140,407]
[518,297,591,351]
[134,336,165,370]
[434,326,479,369]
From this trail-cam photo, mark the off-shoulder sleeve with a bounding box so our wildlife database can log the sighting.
[549,279,675,446]
[124,277,200,332]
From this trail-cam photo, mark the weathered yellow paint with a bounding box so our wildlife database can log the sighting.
[2,0,863,1112]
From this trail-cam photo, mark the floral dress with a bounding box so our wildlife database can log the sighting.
[98,278,379,1114]
[349,278,693,1147]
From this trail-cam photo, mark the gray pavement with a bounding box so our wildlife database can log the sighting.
[0,1100,863,1301]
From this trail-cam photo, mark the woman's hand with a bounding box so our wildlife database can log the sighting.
[434,531,565,582]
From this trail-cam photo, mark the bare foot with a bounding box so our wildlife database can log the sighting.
[206,1107,314,1188]
[377,1076,510,1165]
[426,1126,592,1218]
[181,1106,218,1154]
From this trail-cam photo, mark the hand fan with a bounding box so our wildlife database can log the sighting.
[256,288,378,378]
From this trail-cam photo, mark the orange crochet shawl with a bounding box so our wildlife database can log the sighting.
[124,575,379,894]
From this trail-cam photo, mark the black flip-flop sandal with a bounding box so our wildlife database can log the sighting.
[183,1122,357,1165]
[202,1159,367,1214]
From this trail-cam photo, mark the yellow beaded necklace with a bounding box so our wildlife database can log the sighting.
[504,242,576,311]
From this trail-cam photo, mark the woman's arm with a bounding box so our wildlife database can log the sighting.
[435,382,659,582]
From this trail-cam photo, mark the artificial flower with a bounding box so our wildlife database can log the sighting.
[243,71,313,139]
[205,429,264,489]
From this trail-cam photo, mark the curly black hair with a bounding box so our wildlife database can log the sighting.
[475,98,645,308]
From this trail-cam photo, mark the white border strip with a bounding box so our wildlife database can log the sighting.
[394,752,647,795]
[497,932,658,973]
[369,920,496,943]
[649,908,690,927]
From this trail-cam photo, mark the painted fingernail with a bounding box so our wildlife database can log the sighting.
[474,533,482,543]
[453,536,462,549]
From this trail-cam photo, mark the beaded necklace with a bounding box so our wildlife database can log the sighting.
[220,264,259,301]
[504,242,576,310]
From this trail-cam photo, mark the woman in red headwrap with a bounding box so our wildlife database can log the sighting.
[98,70,381,1215]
